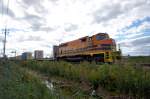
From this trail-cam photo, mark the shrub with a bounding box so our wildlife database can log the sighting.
[18,60,150,98]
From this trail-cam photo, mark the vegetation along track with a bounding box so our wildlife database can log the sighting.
[0,60,74,99]
[17,60,150,99]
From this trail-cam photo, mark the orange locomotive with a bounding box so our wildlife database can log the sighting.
[53,33,121,63]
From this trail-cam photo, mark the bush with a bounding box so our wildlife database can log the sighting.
[0,61,58,99]
[19,60,150,98]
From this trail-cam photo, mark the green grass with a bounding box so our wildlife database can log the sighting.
[0,61,61,99]
[19,60,150,98]
[125,56,150,64]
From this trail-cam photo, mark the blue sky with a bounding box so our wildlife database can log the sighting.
[0,0,150,57]
[118,17,150,40]
[118,16,150,56]
[125,17,150,29]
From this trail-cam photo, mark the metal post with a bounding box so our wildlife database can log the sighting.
[3,28,7,58]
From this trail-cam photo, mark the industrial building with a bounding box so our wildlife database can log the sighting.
[34,50,43,59]
[21,52,32,60]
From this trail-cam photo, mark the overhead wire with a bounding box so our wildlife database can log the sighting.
[0,0,10,32]
[1,0,3,17]
[1,0,4,18]
[5,0,10,29]
[1,0,4,32]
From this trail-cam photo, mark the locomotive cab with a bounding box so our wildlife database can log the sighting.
[91,33,116,63]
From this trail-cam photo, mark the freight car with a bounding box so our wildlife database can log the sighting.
[53,33,121,63]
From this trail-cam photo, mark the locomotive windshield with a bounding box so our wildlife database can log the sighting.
[96,35,107,40]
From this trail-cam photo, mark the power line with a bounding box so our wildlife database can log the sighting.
[5,0,10,28]
[6,0,9,14]
[1,0,4,17]
[1,0,4,32]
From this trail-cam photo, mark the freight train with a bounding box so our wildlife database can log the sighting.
[53,33,121,63]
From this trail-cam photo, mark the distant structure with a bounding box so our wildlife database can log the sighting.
[21,52,32,60]
[9,55,21,60]
[16,55,22,60]
[53,46,59,60]
[34,50,43,59]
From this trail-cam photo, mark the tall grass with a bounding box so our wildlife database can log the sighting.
[125,56,150,65]
[20,60,150,98]
[0,61,60,99]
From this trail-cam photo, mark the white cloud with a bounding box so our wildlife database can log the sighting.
[125,33,143,39]
[119,36,150,55]
[0,0,150,57]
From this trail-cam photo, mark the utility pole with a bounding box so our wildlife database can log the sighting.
[1,0,10,59]
[3,28,8,58]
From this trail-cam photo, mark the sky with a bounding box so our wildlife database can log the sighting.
[0,0,150,57]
